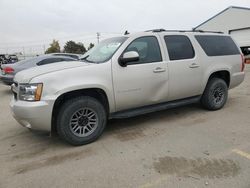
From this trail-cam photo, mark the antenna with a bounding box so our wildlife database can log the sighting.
[124,30,130,35]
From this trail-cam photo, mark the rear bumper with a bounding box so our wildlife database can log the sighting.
[229,72,245,89]
[0,73,14,85]
[10,97,54,132]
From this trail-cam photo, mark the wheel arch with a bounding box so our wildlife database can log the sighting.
[51,88,110,134]
[203,70,231,93]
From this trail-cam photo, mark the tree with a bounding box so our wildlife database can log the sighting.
[45,40,60,54]
[63,41,86,54]
[88,43,95,50]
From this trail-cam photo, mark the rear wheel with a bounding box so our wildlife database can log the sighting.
[201,78,228,110]
[57,96,107,146]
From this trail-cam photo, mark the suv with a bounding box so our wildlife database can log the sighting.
[10,29,245,145]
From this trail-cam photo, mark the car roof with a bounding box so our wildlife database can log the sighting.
[4,55,75,67]
[123,29,228,38]
[40,55,76,59]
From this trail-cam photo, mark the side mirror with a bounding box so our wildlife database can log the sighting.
[119,51,139,67]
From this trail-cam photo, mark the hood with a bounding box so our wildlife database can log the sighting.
[14,61,90,83]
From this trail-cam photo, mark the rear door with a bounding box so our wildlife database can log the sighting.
[163,34,203,101]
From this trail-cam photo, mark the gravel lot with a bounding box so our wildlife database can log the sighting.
[0,65,250,188]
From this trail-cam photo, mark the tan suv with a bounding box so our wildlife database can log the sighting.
[10,29,245,145]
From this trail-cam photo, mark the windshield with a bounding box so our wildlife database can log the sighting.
[81,36,128,63]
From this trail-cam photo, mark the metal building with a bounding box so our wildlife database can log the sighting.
[194,6,250,55]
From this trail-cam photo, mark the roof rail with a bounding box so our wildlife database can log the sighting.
[145,29,166,32]
[192,29,224,34]
[145,29,224,34]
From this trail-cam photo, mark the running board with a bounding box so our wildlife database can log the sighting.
[110,96,201,119]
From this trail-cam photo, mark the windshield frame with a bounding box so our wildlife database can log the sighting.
[80,36,128,64]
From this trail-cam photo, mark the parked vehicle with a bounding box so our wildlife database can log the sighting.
[0,55,76,85]
[0,54,18,65]
[245,55,250,64]
[49,53,81,60]
[8,55,19,64]
[10,29,245,145]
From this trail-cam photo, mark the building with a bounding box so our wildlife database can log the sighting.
[194,6,250,56]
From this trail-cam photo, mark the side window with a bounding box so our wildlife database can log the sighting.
[195,35,240,56]
[124,36,162,64]
[164,35,195,61]
[37,58,63,66]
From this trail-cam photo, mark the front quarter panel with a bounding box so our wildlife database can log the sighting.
[30,61,115,112]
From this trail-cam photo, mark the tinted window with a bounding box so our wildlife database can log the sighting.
[195,35,240,56]
[164,35,195,61]
[124,36,162,64]
[37,58,63,66]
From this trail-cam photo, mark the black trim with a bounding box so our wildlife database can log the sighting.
[194,6,250,30]
[229,27,250,34]
[110,95,201,119]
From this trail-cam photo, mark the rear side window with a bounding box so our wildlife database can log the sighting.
[195,35,240,56]
[164,35,195,61]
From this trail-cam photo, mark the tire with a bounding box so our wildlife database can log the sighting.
[57,96,107,146]
[201,78,228,110]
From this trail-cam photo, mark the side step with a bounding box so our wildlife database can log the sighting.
[110,96,201,119]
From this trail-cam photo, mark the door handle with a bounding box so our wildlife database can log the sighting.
[189,63,200,68]
[153,67,166,73]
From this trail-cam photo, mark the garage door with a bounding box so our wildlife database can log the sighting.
[230,28,250,47]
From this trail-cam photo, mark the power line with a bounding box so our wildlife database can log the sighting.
[0,32,122,46]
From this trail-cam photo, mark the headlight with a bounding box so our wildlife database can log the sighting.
[19,83,43,101]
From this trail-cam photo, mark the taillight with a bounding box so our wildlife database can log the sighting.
[3,67,14,74]
[241,54,245,72]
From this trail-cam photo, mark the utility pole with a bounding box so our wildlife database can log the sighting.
[97,32,100,43]
[22,47,25,59]
[43,45,46,54]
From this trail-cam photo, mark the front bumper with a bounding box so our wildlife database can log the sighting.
[10,97,54,132]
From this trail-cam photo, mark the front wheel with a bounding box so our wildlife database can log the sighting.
[201,78,228,110]
[57,96,107,146]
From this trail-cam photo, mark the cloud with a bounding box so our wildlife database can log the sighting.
[0,0,249,53]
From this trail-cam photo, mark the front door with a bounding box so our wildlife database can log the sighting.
[112,36,169,111]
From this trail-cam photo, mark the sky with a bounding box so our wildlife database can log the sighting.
[0,0,249,54]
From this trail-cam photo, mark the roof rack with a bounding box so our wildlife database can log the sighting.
[192,29,224,34]
[145,29,224,34]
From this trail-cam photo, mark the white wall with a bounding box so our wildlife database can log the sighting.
[231,29,250,47]
[196,8,250,33]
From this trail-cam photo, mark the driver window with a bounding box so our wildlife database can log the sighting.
[124,36,162,65]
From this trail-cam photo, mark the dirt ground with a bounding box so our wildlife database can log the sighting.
[0,66,250,188]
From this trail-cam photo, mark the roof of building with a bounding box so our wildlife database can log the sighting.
[194,6,250,30]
